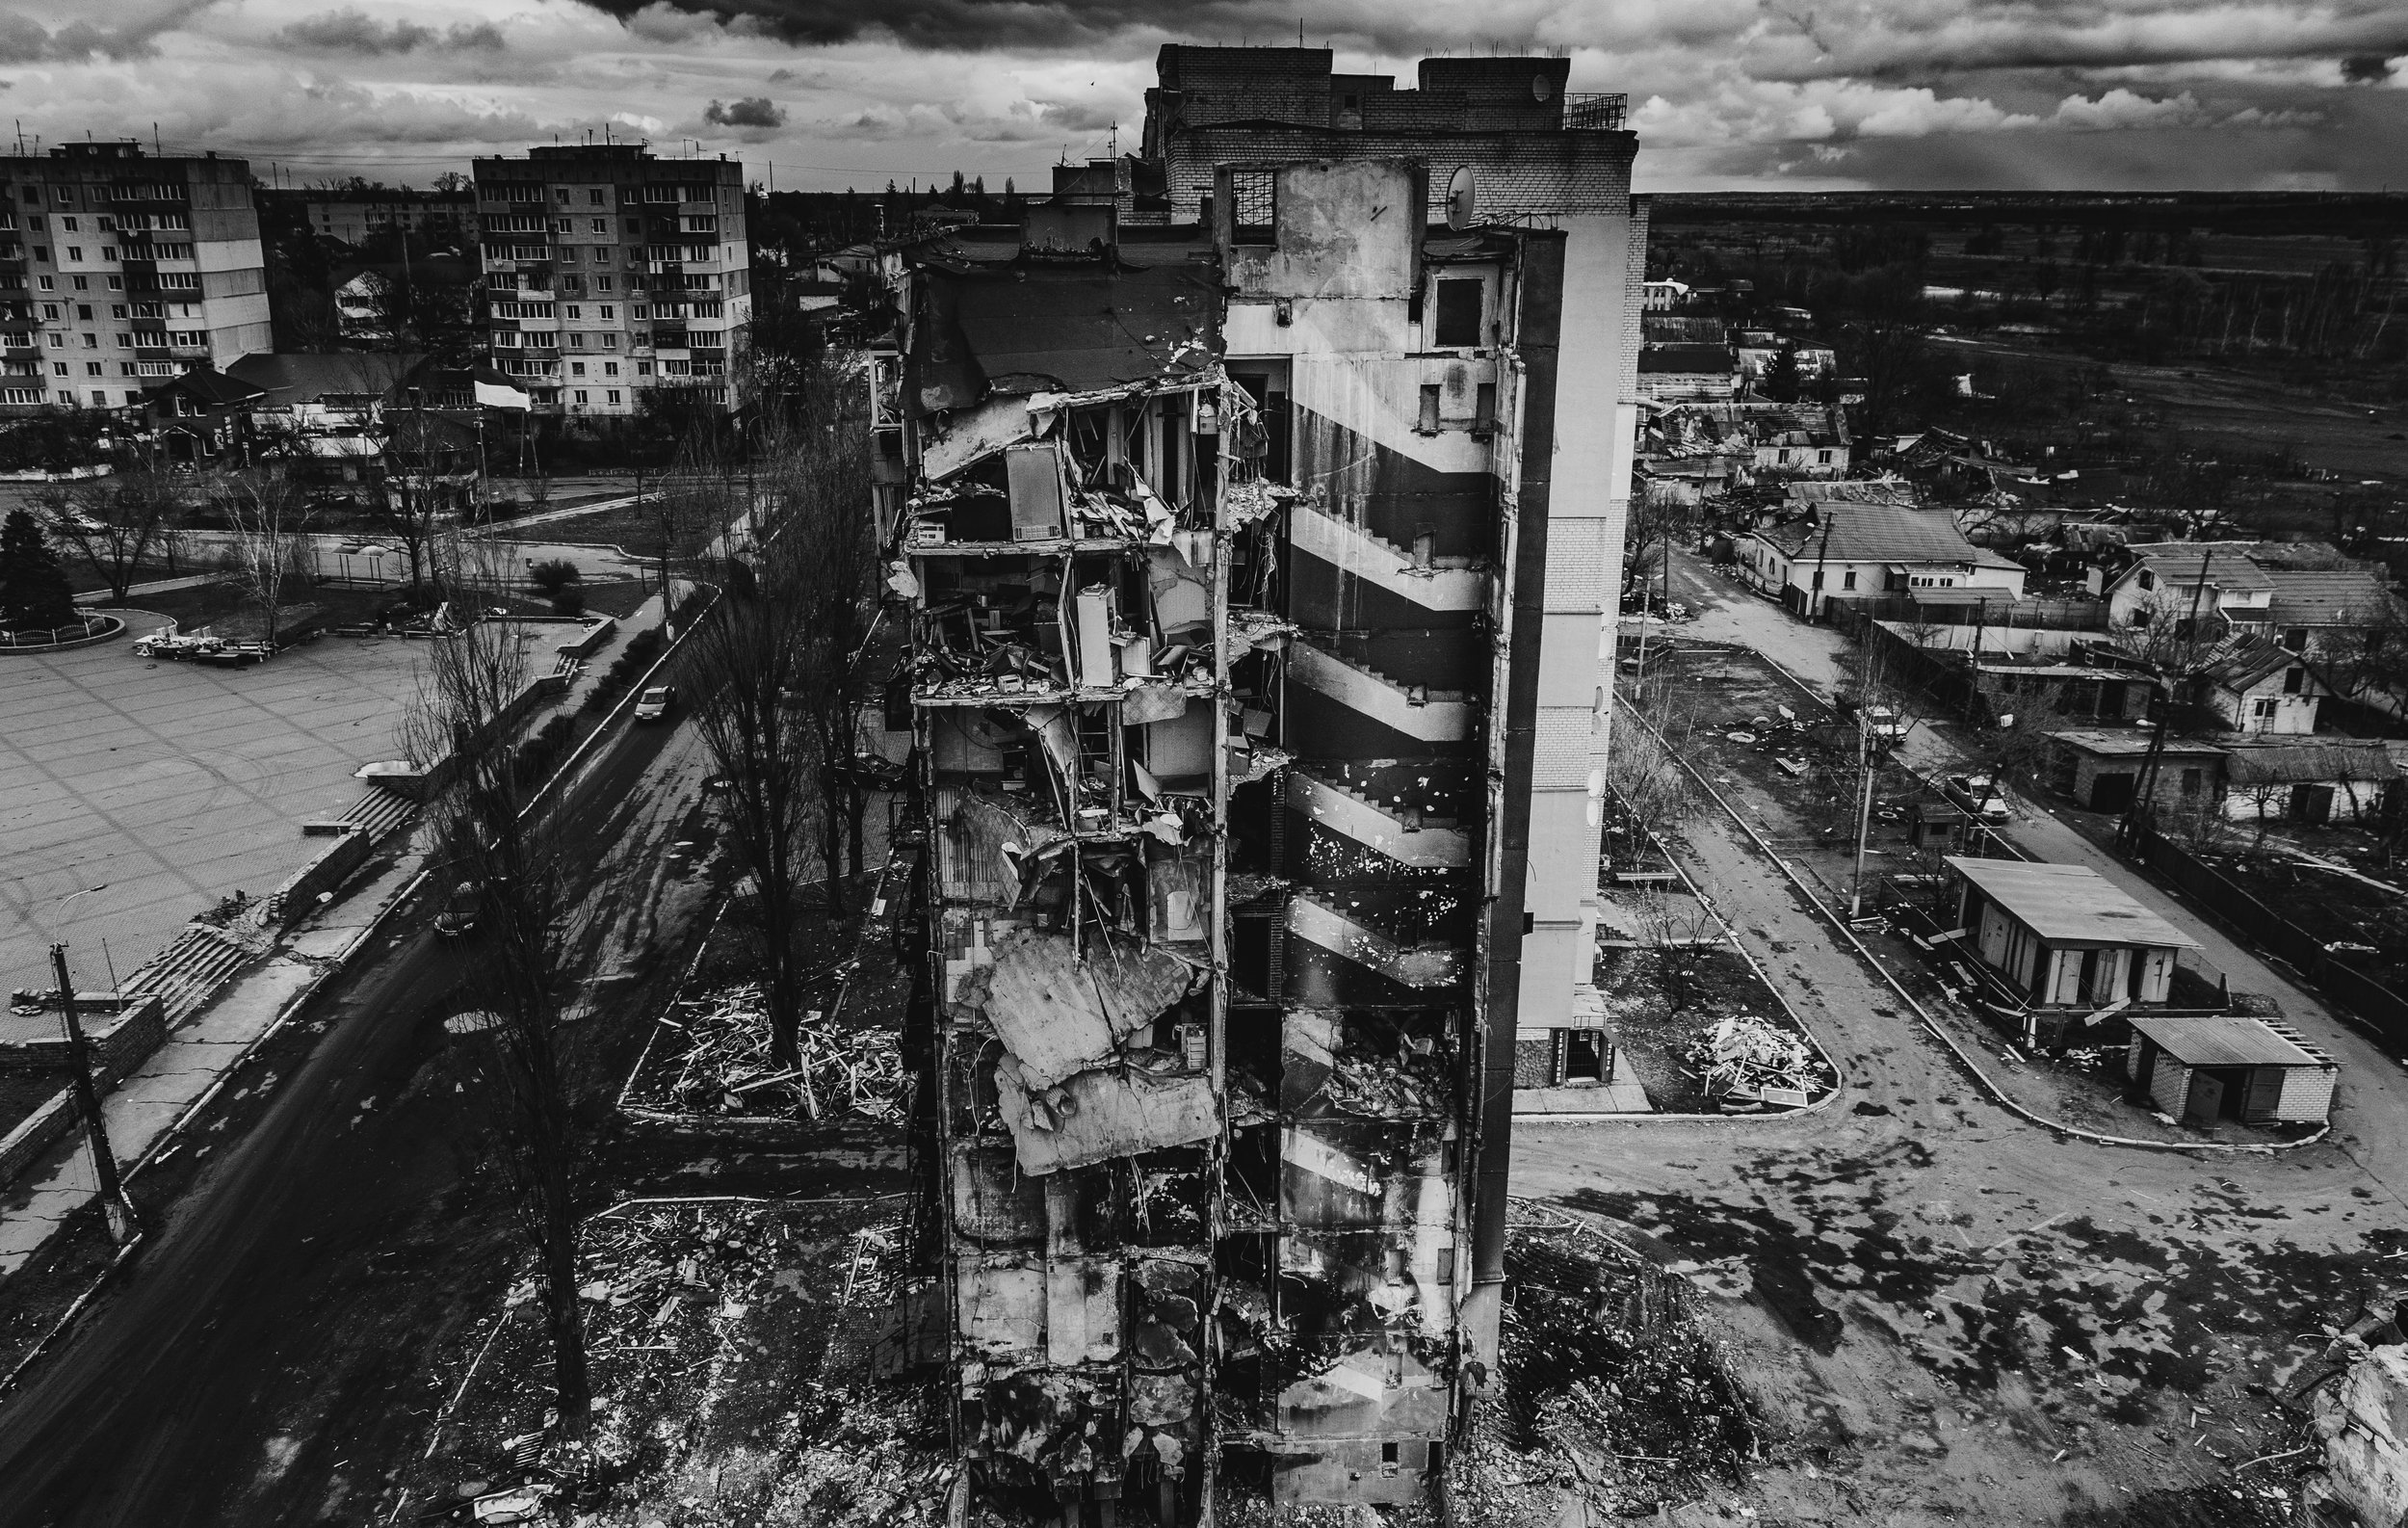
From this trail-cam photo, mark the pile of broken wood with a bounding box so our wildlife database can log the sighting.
[641,983,909,1123]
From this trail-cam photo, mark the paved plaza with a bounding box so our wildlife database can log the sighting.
[0,619,426,1005]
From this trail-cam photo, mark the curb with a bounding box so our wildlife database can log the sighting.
[0,615,126,654]
[1620,696,2327,1157]
[524,582,720,823]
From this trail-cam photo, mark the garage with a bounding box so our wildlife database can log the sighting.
[2127,1014,2338,1127]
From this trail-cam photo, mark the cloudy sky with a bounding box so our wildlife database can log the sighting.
[2,0,2402,192]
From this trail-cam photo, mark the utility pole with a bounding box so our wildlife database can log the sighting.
[1849,714,1877,919]
[2116,547,2213,854]
[50,945,137,1247]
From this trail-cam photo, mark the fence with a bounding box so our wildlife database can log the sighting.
[1824,594,2107,634]
[2132,824,2408,1049]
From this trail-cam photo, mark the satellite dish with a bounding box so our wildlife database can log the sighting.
[1445,166,1477,231]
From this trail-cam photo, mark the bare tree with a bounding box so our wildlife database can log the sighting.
[41,465,185,603]
[1621,492,1701,601]
[2319,599,2408,714]
[688,526,818,1070]
[405,548,591,1438]
[775,358,879,896]
[216,468,317,649]
[1637,890,1724,1014]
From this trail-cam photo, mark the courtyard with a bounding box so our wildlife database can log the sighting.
[0,619,427,1012]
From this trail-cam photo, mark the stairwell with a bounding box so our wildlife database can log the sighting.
[1285,889,1466,989]
[1289,501,1486,612]
[1284,769,1471,868]
[1286,640,1474,744]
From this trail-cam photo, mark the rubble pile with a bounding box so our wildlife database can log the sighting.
[427,1204,955,1528]
[1683,1013,1832,1106]
[1447,1213,1765,1528]
[634,983,909,1124]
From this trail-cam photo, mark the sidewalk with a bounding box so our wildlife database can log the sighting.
[0,844,428,1278]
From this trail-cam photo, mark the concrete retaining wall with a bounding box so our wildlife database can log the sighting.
[264,829,375,926]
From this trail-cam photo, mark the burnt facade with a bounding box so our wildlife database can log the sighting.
[891,57,1641,1523]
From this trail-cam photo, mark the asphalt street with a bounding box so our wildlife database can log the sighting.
[0,659,725,1527]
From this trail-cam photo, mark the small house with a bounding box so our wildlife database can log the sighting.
[1945,856,2203,1048]
[2126,1014,2336,1126]
[2220,741,2398,827]
[2188,634,2330,736]
[1740,500,2028,619]
[1636,344,1738,403]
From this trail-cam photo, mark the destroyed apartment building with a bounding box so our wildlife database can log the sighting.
[884,141,1641,1520]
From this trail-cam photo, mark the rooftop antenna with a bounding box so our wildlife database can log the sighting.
[152,122,160,156]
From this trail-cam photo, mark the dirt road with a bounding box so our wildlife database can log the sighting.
[1515,552,2408,1525]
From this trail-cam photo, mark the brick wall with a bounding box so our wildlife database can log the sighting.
[2277,1065,2338,1123]
[2149,1055,2193,1118]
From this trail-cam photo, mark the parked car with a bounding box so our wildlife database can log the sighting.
[1942,774,2012,823]
[434,879,484,938]
[1863,705,1907,747]
[633,685,674,724]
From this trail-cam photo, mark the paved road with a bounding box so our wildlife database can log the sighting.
[1511,547,2408,1525]
[0,654,726,1526]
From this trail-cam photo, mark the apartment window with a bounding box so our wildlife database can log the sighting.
[115,333,130,348]
[110,304,125,319]
[558,246,578,263]
[571,361,586,377]
[595,277,613,293]
[100,246,117,262]
[590,217,606,230]
[61,217,76,232]
[39,303,56,319]
[606,389,620,405]
[84,361,100,375]
[633,304,648,320]
[50,360,65,375]
[70,276,87,291]
[118,362,134,376]
[1818,449,1834,464]
[65,247,81,261]
[604,361,618,376]
[599,304,615,319]
[1417,383,1440,434]
[36,276,51,291]
[32,247,48,263]
[88,389,105,406]
[1842,569,1857,590]
[625,219,641,235]
[2179,768,2203,796]
[556,189,571,204]
[568,332,586,349]
[81,332,95,348]
[600,334,616,351]
[2252,698,2279,721]
[104,276,120,291]
[45,332,61,348]
[19,191,35,205]
[589,192,605,206]
[2282,627,2309,652]
[637,361,653,377]
[573,388,588,404]
[1433,278,1482,347]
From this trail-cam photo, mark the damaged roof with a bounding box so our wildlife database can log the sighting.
[903,252,1223,417]
[1945,856,2197,949]
[2129,1014,2324,1069]
[1755,501,1992,566]
[2222,741,2398,785]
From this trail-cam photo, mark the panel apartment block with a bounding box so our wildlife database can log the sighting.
[0,141,270,413]
[470,144,749,416]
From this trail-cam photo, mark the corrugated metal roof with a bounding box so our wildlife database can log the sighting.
[2129,1014,2324,1069]
[2122,541,2278,593]
[1767,501,1989,566]
[2222,742,2398,784]
[1945,856,2198,948]
[2197,633,2309,693]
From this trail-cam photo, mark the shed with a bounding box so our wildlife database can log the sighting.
[1945,856,2201,1047]
[2126,1014,2337,1126]
[2045,730,2228,814]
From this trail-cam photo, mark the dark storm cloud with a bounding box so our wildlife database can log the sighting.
[704,95,789,127]
[277,11,507,55]
[2340,54,2396,82]
[0,1,215,65]
[1751,4,2408,83]
[569,0,1245,51]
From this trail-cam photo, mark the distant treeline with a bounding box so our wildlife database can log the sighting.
[1650,192,2408,241]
